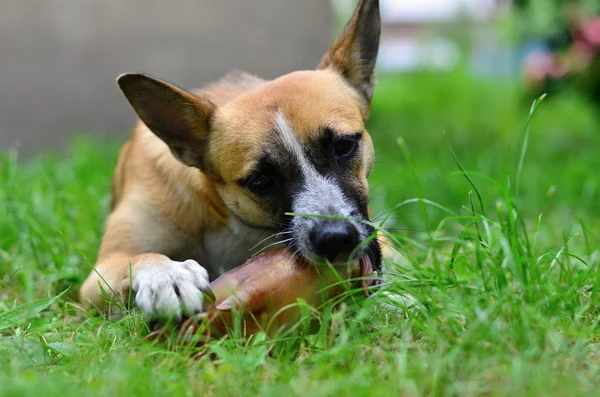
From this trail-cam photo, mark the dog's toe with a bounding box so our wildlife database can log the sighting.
[133,258,210,320]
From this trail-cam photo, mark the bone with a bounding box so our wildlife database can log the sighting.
[146,248,375,346]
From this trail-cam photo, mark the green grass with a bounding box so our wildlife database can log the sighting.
[2,70,600,396]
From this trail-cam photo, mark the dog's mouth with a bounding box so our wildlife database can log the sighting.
[359,255,375,297]
[296,253,377,297]
[279,223,381,296]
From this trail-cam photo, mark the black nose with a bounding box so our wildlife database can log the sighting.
[309,221,360,262]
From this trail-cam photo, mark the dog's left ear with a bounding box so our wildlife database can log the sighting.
[117,73,216,170]
[318,0,380,117]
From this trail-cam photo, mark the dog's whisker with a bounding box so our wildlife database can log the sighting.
[248,229,271,249]
[288,243,303,265]
[256,237,293,252]
[252,238,294,256]
[249,231,293,252]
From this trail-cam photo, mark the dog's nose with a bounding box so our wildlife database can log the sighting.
[309,221,360,262]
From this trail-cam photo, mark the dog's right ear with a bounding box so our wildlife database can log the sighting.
[318,0,380,118]
[117,73,216,169]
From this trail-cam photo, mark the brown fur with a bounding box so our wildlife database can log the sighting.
[80,72,264,311]
[80,0,381,316]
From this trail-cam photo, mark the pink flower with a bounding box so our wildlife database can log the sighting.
[580,17,600,47]
[523,50,567,84]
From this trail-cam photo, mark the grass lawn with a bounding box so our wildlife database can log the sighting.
[1,70,600,396]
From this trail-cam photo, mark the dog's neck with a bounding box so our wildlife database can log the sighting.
[202,215,279,277]
[138,125,278,275]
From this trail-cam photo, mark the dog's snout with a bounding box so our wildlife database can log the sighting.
[309,221,360,262]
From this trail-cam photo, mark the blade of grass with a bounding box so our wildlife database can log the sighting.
[398,137,430,229]
[513,93,547,197]
[0,289,68,331]
[445,132,486,218]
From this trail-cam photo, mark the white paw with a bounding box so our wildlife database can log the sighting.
[132,258,210,319]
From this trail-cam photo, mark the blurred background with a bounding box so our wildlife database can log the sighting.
[1,0,598,153]
[1,0,600,237]
[2,1,600,389]
[0,0,599,300]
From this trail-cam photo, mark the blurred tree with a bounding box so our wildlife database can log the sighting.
[511,0,600,105]
[512,0,599,36]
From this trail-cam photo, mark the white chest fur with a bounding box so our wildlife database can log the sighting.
[200,216,278,279]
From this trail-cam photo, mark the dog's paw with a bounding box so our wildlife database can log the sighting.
[132,257,211,320]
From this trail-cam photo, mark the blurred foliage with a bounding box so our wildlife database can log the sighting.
[500,0,600,106]
[368,70,600,241]
[2,69,600,395]
[510,0,600,38]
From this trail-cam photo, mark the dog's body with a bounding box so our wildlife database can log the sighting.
[80,0,383,319]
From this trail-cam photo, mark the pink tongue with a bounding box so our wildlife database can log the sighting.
[360,256,374,297]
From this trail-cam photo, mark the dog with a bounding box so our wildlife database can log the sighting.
[80,0,383,320]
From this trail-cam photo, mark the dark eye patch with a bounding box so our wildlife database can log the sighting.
[237,147,303,198]
[334,139,355,156]
[302,129,363,174]
[235,146,303,227]
[238,161,283,196]
[334,133,361,160]
[332,132,362,164]
[246,173,274,194]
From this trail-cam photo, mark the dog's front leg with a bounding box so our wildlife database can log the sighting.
[80,252,211,320]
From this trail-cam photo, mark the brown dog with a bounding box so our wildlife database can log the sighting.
[80,0,382,320]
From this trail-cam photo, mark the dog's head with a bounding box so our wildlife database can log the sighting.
[117,0,382,270]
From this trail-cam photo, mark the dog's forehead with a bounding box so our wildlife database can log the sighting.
[211,70,366,180]
[259,70,366,138]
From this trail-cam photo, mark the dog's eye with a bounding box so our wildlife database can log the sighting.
[247,173,273,193]
[334,137,358,158]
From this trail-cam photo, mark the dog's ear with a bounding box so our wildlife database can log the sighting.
[318,0,380,117]
[117,73,216,169]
